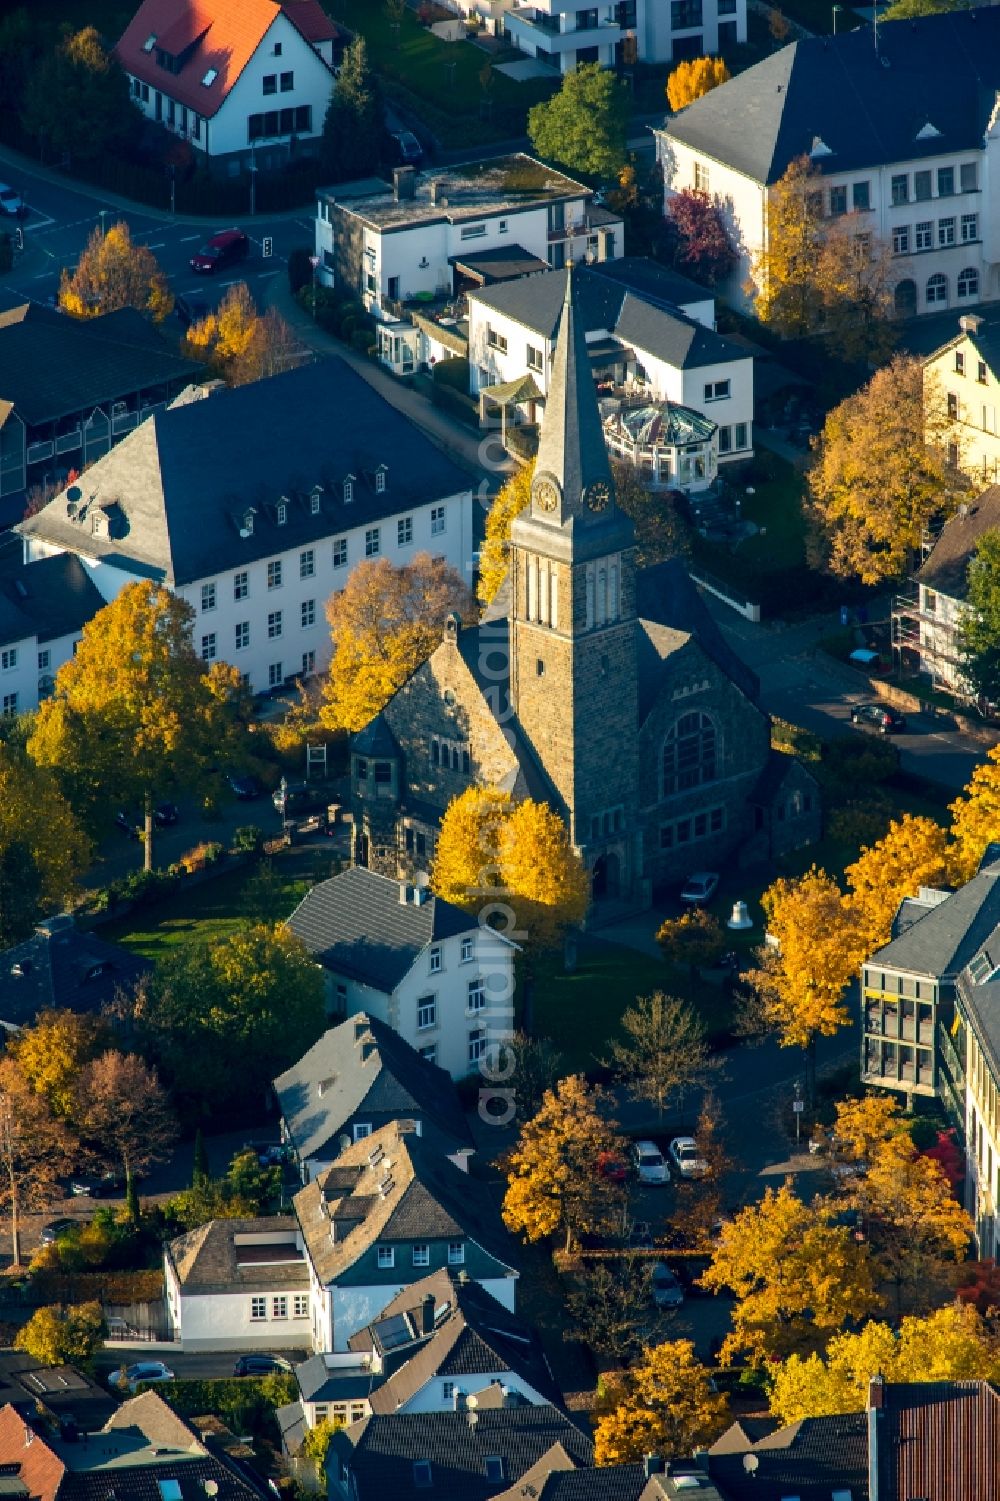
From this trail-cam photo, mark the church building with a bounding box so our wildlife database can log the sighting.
[349,270,819,910]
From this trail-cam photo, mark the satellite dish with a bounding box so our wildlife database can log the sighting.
[414,870,430,888]
[743,1454,759,1476]
[239,527,251,538]
[66,485,82,503]
[466,1394,478,1409]
[204,1483,219,1496]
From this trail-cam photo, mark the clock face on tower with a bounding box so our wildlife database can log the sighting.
[533,475,560,514]
[586,481,612,512]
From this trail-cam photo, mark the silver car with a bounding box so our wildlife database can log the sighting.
[650,1262,684,1310]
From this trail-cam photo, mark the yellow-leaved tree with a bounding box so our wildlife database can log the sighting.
[59,221,172,322]
[0,744,90,947]
[321,554,475,733]
[665,55,730,112]
[594,1341,729,1466]
[14,1301,106,1372]
[184,281,301,387]
[28,582,249,870]
[769,1303,1000,1425]
[7,1009,105,1122]
[502,1074,623,1252]
[699,1180,879,1364]
[845,813,952,952]
[829,1092,908,1164]
[949,745,1000,883]
[478,463,533,607]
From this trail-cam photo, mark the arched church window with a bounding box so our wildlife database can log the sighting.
[662,711,718,796]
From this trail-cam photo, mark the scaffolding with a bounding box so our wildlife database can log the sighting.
[891,587,970,695]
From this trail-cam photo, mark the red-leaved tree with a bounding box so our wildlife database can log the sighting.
[667,188,734,285]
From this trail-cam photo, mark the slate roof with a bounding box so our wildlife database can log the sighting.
[533,267,615,519]
[285,867,476,993]
[494,1461,649,1501]
[273,1011,474,1164]
[293,1122,517,1287]
[0,916,151,1033]
[18,361,472,589]
[346,1268,560,1414]
[870,858,1000,978]
[916,487,1000,599]
[0,554,105,651]
[0,304,202,425]
[115,0,336,119]
[329,1406,592,1501]
[351,714,401,759]
[166,1216,309,1295]
[664,9,1000,186]
[707,1410,869,1500]
[636,558,760,706]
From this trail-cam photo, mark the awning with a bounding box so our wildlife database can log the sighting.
[480,373,543,406]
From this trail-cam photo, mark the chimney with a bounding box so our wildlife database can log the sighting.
[960,313,983,335]
[354,1017,369,1042]
[421,1292,436,1335]
[643,1456,664,1479]
[399,882,410,905]
[868,1372,885,1501]
[361,1040,377,1064]
[393,166,416,202]
[430,180,438,206]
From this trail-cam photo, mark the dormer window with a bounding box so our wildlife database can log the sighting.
[375,468,387,494]
[310,488,322,515]
[143,33,157,51]
[242,510,254,536]
[277,501,288,526]
[343,477,355,503]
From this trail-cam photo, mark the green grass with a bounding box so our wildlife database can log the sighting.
[774,0,861,35]
[732,456,808,574]
[532,941,735,1076]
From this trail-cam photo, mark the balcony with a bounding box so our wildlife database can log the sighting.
[25,440,54,465]
[111,409,139,435]
[506,5,621,48]
[55,427,82,455]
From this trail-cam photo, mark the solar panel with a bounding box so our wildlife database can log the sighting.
[372,1313,413,1351]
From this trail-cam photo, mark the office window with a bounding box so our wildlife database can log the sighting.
[2,694,17,716]
[398,516,413,546]
[939,216,956,247]
[693,160,710,193]
[852,180,871,211]
[333,537,347,568]
[961,162,978,192]
[890,173,908,205]
[734,422,748,449]
[412,1244,430,1267]
[263,73,276,94]
[718,425,732,454]
[234,569,249,600]
[442,1382,455,1400]
[365,527,380,557]
[417,995,436,1029]
[938,165,955,197]
[468,1028,486,1064]
[448,1242,465,1264]
[468,976,487,1012]
[927,273,948,305]
[915,221,932,251]
[201,582,216,611]
[300,548,315,579]
[200,633,217,662]
[461,937,474,962]
[268,661,283,687]
[37,650,50,672]
[250,1297,266,1320]
[430,946,441,973]
[301,649,316,675]
[280,71,294,91]
[235,621,250,651]
[704,380,730,401]
[670,0,702,25]
[293,1294,308,1318]
[376,1246,394,1268]
[959,267,980,300]
[301,599,316,629]
[431,505,446,535]
[962,212,979,242]
[914,170,932,201]
[268,610,282,639]
[420,1044,437,1064]
[487,326,507,353]
[272,1296,287,1319]
[0,649,16,671]
[267,559,282,589]
[892,224,909,255]
[829,184,847,216]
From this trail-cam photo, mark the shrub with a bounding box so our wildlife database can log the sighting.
[233,824,264,854]
[351,327,375,354]
[179,841,225,874]
[432,355,470,392]
[140,1374,297,1439]
[287,246,314,295]
[506,423,539,462]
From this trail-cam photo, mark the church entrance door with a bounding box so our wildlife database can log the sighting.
[592,851,621,901]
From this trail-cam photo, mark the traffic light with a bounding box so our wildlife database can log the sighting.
[262,236,273,258]
[13,226,22,252]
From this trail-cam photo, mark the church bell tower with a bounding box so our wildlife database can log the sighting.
[509,266,640,889]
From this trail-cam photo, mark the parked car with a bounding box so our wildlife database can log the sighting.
[850,702,906,735]
[257,1144,288,1167]
[174,294,211,329]
[634,1140,670,1185]
[596,1151,629,1184]
[272,780,328,817]
[233,1353,293,1377]
[40,1218,83,1246]
[229,771,263,800]
[190,228,249,274]
[108,1361,175,1392]
[70,1169,125,1198]
[390,129,423,165]
[0,183,24,217]
[114,809,142,839]
[650,1262,684,1310]
[680,871,720,905]
[669,1137,709,1179]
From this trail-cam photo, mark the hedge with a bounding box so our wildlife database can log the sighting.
[33,1269,164,1304]
[136,1374,298,1437]
[430,381,480,429]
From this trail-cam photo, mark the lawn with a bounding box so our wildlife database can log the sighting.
[731,454,807,574]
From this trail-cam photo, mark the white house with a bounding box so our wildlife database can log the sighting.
[925,312,1000,484]
[500,0,745,72]
[285,869,517,1083]
[115,0,338,172]
[274,1013,476,1183]
[17,362,475,698]
[0,554,104,716]
[315,155,624,318]
[466,259,754,465]
[655,11,1000,318]
[163,1216,314,1350]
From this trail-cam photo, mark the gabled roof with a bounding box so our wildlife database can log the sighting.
[18,361,471,588]
[285,867,478,993]
[531,266,614,515]
[293,1122,517,1286]
[347,1268,560,1413]
[869,858,1000,979]
[329,1406,592,1501]
[115,0,336,119]
[166,1215,309,1295]
[916,487,1000,600]
[664,10,1000,186]
[273,1011,474,1164]
[467,258,711,338]
[636,558,760,709]
[0,554,105,651]
[0,303,202,425]
[0,915,151,1033]
[707,1410,868,1500]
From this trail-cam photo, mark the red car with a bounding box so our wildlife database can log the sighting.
[190,228,250,274]
[597,1151,629,1184]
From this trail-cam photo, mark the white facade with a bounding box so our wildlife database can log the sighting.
[123,12,332,163]
[657,128,994,318]
[926,324,1000,484]
[915,582,968,695]
[22,490,474,698]
[0,627,81,717]
[163,1226,314,1351]
[503,0,745,71]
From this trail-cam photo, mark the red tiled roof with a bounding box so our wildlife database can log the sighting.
[114,0,335,120]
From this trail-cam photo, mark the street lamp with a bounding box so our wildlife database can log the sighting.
[832,4,843,31]
[99,209,109,237]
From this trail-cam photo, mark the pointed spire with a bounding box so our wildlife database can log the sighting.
[531,263,615,523]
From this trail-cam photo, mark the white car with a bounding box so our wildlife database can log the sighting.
[634,1140,670,1185]
[0,184,24,217]
[680,871,719,905]
[108,1360,175,1393]
[669,1136,709,1178]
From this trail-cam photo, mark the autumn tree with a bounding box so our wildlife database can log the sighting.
[321,37,387,182]
[478,464,533,607]
[818,217,900,365]
[656,907,724,974]
[829,1092,908,1164]
[503,1032,566,1128]
[595,1341,729,1465]
[666,189,734,285]
[15,1302,106,1372]
[668,1092,733,1249]
[76,1052,177,1218]
[607,991,711,1122]
[29,582,248,870]
[807,359,969,585]
[949,746,1000,883]
[302,1418,339,1477]
[7,1008,106,1121]
[769,1303,1000,1425]
[885,0,965,16]
[0,745,90,947]
[22,27,136,164]
[958,529,1000,706]
[0,1058,74,1266]
[184,282,302,387]
[60,221,172,322]
[742,868,863,1096]
[502,1075,623,1252]
[611,462,691,566]
[528,63,629,179]
[845,813,952,952]
[700,1180,879,1364]
[564,1257,650,1366]
[666,55,730,112]
[321,554,475,733]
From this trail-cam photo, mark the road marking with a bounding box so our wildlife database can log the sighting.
[218,278,240,288]
[180,233,200,241]
[257,270,279,279]
[146,242,166,250]
[24,213,56,231]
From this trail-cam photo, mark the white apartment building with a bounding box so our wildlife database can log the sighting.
[926,313,1000,483]
[164,1217,314,1350]
[115,0,337,170]
[16,363,474,698]
[656,11,1000,318]
[0,554,104,716]
[501,0,745,71]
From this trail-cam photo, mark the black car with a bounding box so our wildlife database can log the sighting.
[40,1217,83,1246]
[114,809,142,839]
[228,771,263,800]
[850,702,906,735]
[390,129,423,165]
[233,1354,293,1378]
